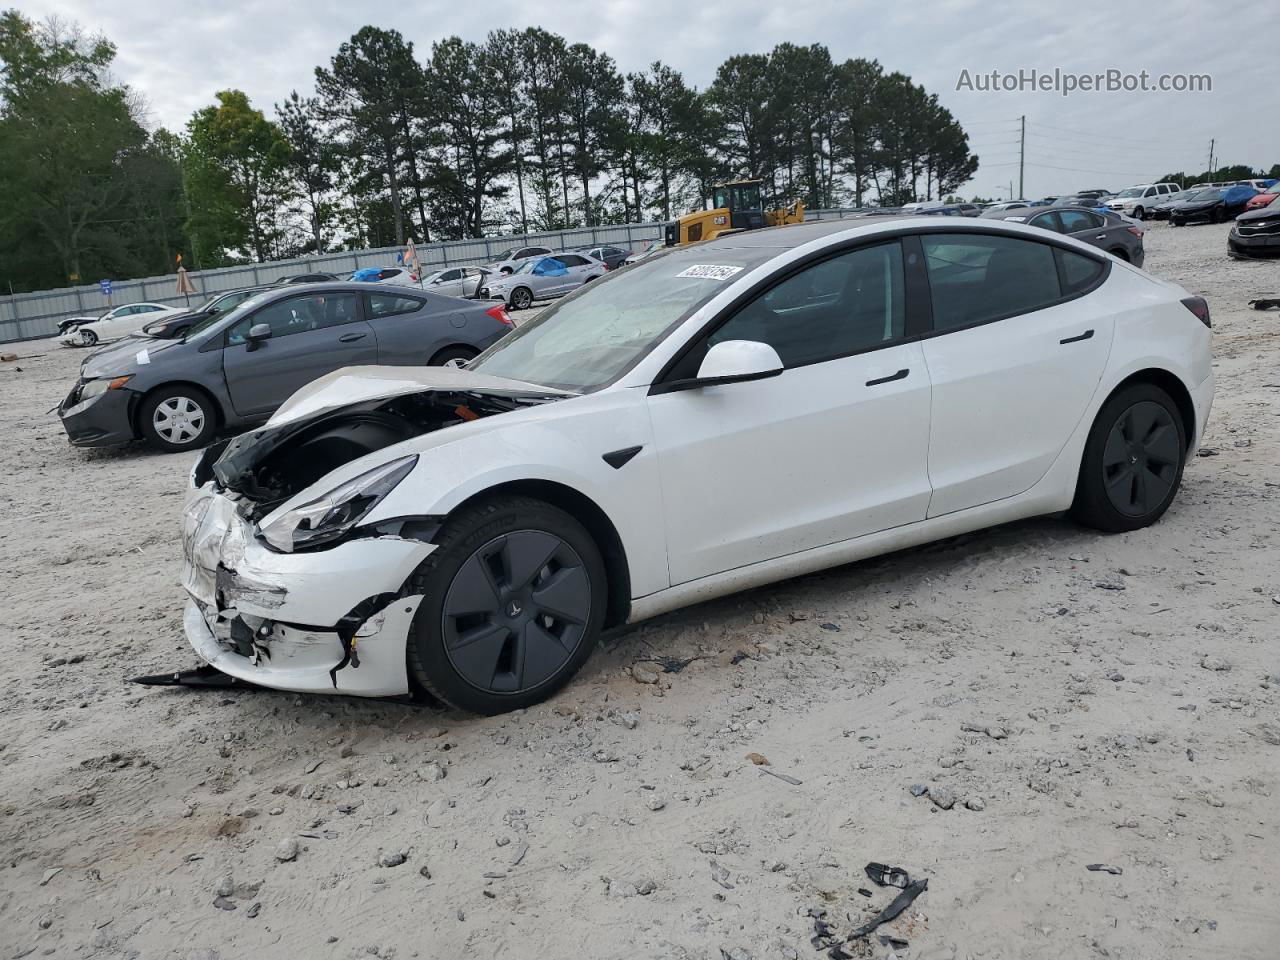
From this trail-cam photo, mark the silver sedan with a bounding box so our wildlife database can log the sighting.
[477,253,607,310]
[421,266,489,298]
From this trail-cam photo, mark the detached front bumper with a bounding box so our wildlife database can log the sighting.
[180,485,437,696]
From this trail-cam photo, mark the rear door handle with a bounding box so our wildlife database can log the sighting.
[1060,329,1094,344]
[1093,234,1107,240]
[338,332,367,343]
[866,368,909,387]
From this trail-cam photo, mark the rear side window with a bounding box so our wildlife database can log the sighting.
[1057,210,1101,233]
[1055,249,1106,295]
[558,254,589,267]
[366,292,425,319]
[922,234,1060,331]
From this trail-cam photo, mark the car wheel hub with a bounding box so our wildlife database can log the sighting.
[153,396,206,445]
[1102,401,1179,517]
[441,531,591,694]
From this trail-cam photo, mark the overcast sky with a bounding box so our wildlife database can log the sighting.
[22,0,1277,200]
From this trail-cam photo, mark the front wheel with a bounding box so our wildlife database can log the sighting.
[510,287,533,310]
[405,496,607,714]
[429,345,478,369]
[79,328,99,346]
[1071,383,1186,533]
[1132,206,1144,220]
[138,386,216,452]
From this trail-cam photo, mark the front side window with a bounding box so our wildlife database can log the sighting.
[226,293,358,345]
[367,292,424,319]
[922,234,1060,331]
[705,241,906,368]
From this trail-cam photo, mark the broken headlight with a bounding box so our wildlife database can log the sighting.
[259,455,417,553]
[79,374,133,400]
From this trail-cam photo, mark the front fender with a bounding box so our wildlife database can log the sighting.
[365,390,669,598]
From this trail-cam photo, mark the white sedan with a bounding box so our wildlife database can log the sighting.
[59,302,186,347]
[179,217,1213,714]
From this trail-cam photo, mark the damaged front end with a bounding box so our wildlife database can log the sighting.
[173,368,567,697]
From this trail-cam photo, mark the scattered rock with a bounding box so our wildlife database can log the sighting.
[637,878,657,895]
[646,796,666,812]
[215,874,235,898]
[274,838,300,862]
[909,784,929,797]
[1200,655,1230,672]
[965,797,986,811]
[38,868,61,886]
[378,850,408,868]
[246,902,261,918]
[961,722,1009,740]
[745,752,769,766]
[607,879,638,898]
[213,896,237,910]
[421,762,446,783]
[929,786,957,810]
[1249,723,1280,746]
[631,662,660,684]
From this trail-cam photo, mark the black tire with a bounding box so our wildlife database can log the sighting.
[429,345,478,369]
[510,286,533,310]
[1209,207,1222,224]
[405,496,607,714]
[138,385,217,453]
[1132,206,1145,220]
[1071,382,1187,533]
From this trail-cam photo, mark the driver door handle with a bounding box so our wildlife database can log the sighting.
[866,368,909,387]
[1060,329,1095,344]
[338,332,367,343]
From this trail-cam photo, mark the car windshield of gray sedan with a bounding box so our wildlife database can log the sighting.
[470,251,763,391]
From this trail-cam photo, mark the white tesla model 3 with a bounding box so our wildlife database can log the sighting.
[180,217,1214,714]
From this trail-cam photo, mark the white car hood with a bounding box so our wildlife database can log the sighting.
[267,365,571,428]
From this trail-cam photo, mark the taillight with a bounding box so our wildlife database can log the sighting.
[1126,226,1143,237]
[1181,296,1211,328]
[485,303,513,327]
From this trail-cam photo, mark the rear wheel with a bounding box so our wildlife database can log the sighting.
[405,496,606,714]
[1072,383,1186,533]
[1132,206,1145,220]
[138,386,216,453]
[510,286,533,310]
[1109,248,1130,262]
[429,345,478,369]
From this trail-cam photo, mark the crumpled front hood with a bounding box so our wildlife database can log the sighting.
[81,336,186,378]
[267,365,570,428]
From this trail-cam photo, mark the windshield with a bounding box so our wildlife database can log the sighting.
[182,290,276,341]
[1267,184,1280,195]
[1116,187,1144,198]
[470,251,757,391]
[513,258,541,275]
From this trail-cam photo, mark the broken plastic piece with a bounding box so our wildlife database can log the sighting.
[759,767,802,785]
[865,862,911,889]
[1086,863,1123,875]
[130,664,255,689]
[1248,298,1279,310]
[848,879,928,940]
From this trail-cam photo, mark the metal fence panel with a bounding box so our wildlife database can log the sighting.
[0,214,862,344]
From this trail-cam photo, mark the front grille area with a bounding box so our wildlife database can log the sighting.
[1237,218,1280,237]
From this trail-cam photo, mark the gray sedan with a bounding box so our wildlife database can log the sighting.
[477,253,607,309]
[57,283,514,452]
[984,206,1144,267]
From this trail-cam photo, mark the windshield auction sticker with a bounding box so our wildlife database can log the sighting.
[676,264,744,281]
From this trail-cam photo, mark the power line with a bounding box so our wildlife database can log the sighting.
[1025,119,1192,149]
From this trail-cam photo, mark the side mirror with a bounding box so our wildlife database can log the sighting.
[653,340,784,394]
[245,322,272,351]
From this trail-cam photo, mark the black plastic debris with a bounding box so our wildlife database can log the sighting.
[131,664,250,689]
[652,655,697,673]
[848,878,928,940]
[856,887,873,898]
[1086,863,1123,875]
[865,862,911,889]
[878,934,909,949]
[1249,298,1280,310]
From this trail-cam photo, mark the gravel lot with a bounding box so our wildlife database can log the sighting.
[1,222,1278,960]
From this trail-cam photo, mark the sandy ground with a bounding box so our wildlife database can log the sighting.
[1,223,1278,960]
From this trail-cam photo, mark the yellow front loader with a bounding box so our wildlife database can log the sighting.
[663,179,806,247]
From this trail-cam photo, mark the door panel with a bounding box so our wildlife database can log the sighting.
[922,292,1113,517]
[649,344,932,584]
[222,293,376,418]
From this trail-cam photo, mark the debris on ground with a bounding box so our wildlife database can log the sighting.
[1086,863,1123,875]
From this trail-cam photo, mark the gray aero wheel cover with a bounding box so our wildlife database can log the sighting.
[1102,400,1180,517]
[441,530,592,694]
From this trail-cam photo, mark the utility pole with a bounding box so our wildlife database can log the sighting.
[1016,115,1026,200]
[1207,138,1215,178]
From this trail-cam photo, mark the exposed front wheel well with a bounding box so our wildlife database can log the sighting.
[443,480,631,628]
[1105,369,1196,449]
